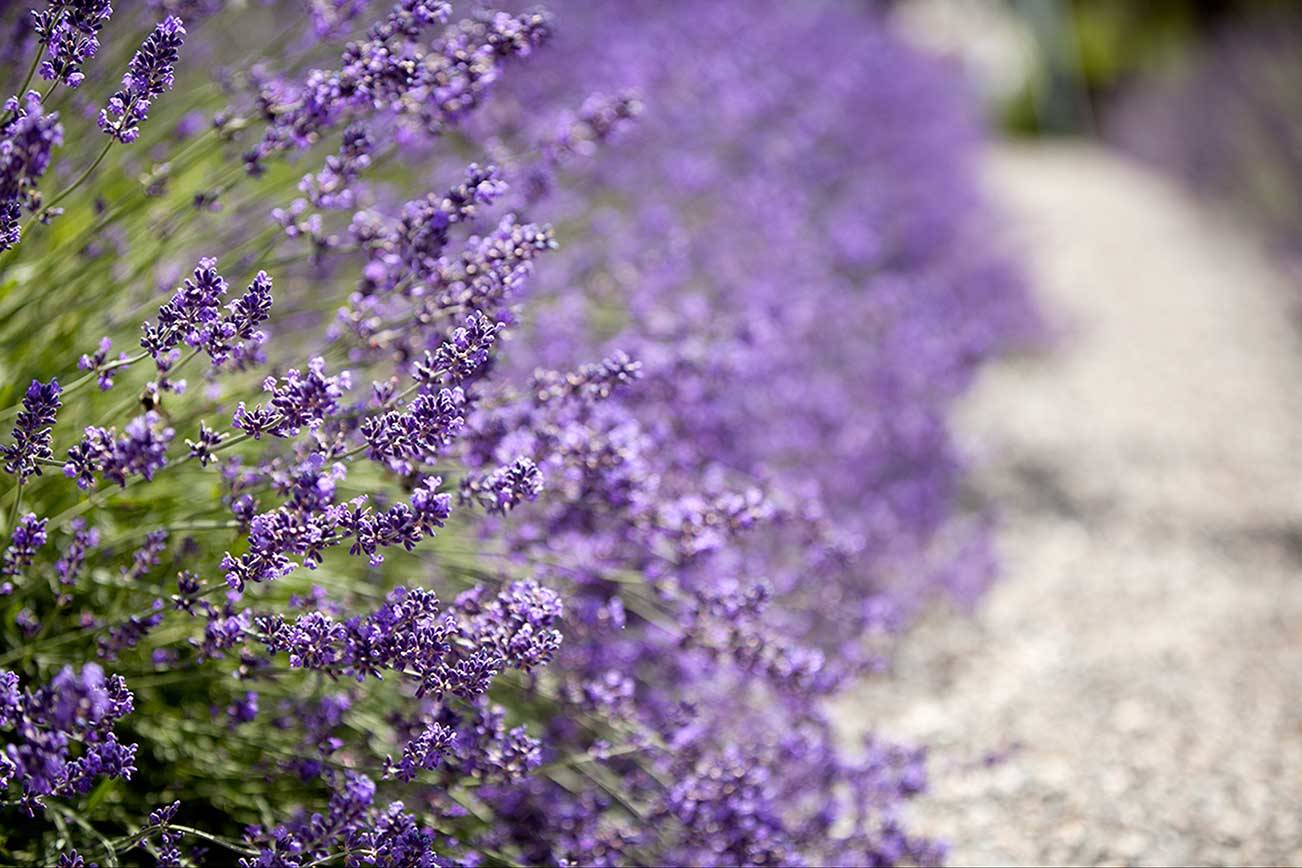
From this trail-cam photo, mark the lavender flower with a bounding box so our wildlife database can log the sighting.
[64,411,175,489]
[185,420,224,466]
[243,5,547,173]
[530,350,641,404]
[123,529,168,580]
[146,800,183,867]
[299,122,373,210]
[33,0,115,88]
[98,599,166,659]
[457,579,563,671]
[233,357,351,438]
[53,518,98,602]
[140,257,226,362]
[361,388,465,471]
[422,310,504,385]
[1,377,61,481]
[79,336,127,390]
[394,164,507,279]
[461,456,543,514]
[383,721,453,782]
[205,270,273,367]
[0,664,137,808]
[0,91,62,250]
[99,15,186,143]
[1,513,48,581]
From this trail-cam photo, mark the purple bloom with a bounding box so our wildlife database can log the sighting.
[0,91,63,250]
[233,357,351,438]
[361,388,465,472]
[123,529,168,581]
[461,456,543,514]
[2,513,48,579]
[421,310,504,385]
[140,257,226,362]
[64,411,175,489]
[299,122,373,210]
[98,15,186,143]
[309,0,371,39]
[394,164,507,279]
[457,579,563,671]
[33,0,114,89]
[530,350,641,404]
[78,336,127,390]
[146,799,184,867]
[185,420,224,466]
[383,721,453,782]
[1,377,61,481]
[243,5,547,173]
[53,518,98,602]
[0,664,137,805]
[98,599,166,660]
[204,270,273,368]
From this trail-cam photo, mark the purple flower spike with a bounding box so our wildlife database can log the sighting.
[98,15,185,143]
[64,411,174,489]
[2,377,61,481]
[0,91,63,250]
[33,0,114,89]
[1,513,48,580]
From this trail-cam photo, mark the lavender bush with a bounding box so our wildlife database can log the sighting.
[0,1,1034,864]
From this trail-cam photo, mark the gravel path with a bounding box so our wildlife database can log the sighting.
[837,143,1302,866]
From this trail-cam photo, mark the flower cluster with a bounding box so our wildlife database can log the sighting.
[362,388,465,472]
[1,513,47,586]
[32,0,114,89]
[1,377,61,482]
[139,258,272,370]
[78,337,126,390]
[98,15,185,143]
[0,91,63,250]
[0,0,1034,863]
[0,664,137,813]
[233,356,350,439]
[63,411,174,489]
[53,518,97,603]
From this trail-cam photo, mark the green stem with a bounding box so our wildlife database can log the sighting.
[6,478,22,533]
[9,46,43,111]
[0,352,150,424]
[110,823,260,858]
[42,138,114,217]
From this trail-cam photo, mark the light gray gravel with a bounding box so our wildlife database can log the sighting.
[836,143,1302,866]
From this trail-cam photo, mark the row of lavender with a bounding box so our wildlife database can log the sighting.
[0,1,1035,864]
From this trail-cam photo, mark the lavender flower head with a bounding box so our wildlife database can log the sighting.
[64,411,175,489]
[2,377,61,481]
[33,0,115,88]
[0,91,63,251]
[78,337,127,390]
[1,513,48,581]
[99,15,185,143]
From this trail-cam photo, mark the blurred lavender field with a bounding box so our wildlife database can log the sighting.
[835,3,1302,865]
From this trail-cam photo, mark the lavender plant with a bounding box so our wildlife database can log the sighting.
[0,1,1034,864]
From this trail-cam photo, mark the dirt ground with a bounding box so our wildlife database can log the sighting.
[837,143,1302,866]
